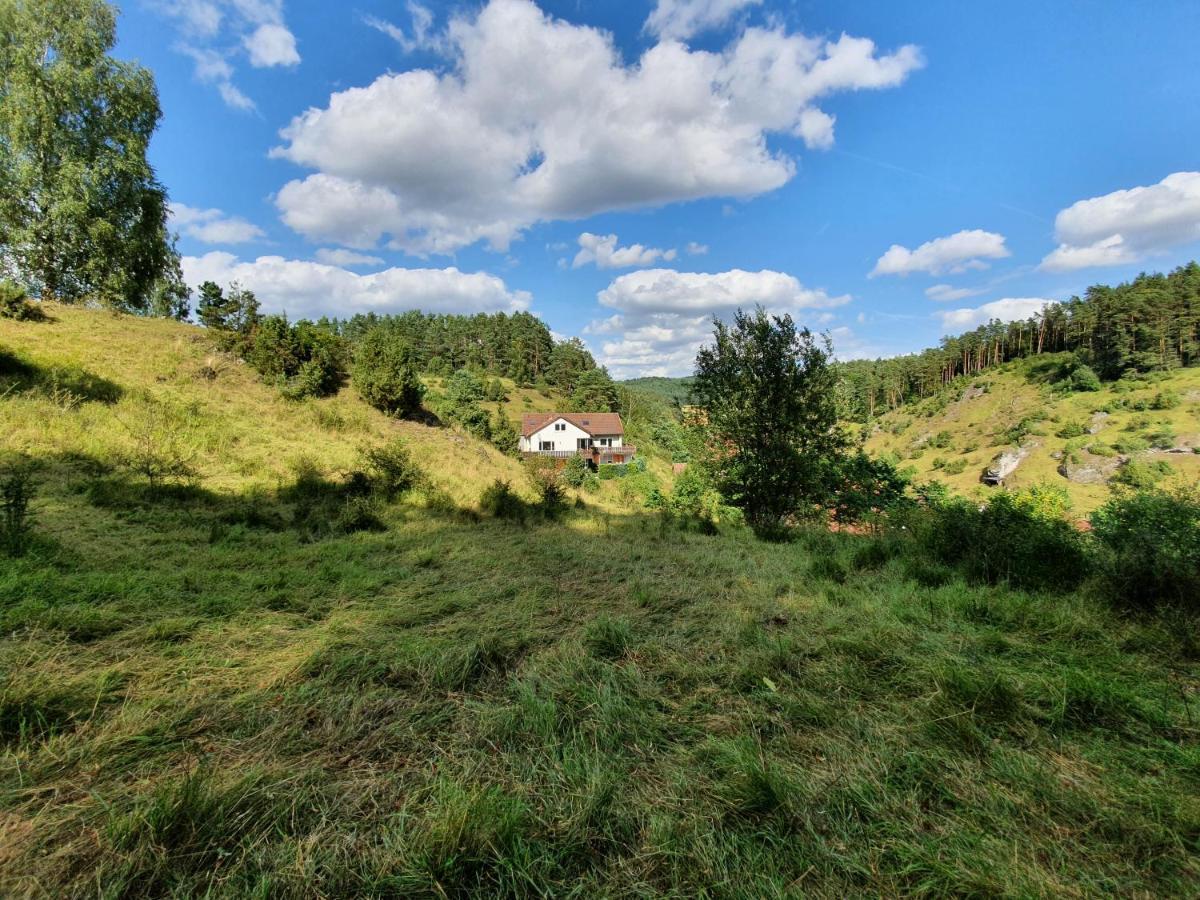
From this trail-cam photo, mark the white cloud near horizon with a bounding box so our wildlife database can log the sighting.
[313,247,385,266]
[181,252,530,320]
[572,233,677,269]
[1039,171,1200,272]
[271,0,922,255]
[152,0,301,111]
[587,268,850,377]
[645,0,761,41]
[871,229,1009,277]
[925,283,985,302]
[171,203,265,244]
[939,297,1051,332]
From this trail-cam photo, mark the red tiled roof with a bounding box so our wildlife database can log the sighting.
[521,412,624,438]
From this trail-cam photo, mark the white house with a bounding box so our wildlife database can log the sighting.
[519,412,635,465]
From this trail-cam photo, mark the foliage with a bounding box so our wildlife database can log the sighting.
[352,327,425,417]
[116,398,199,490]
[0,281,37,320]
[0,463,35,556]
[359,439,424,500]
[568,367,619,412]
[838,263,1200,420]
[692,307,848,534]
[489,412,519,456]
[1091,487,1200,610]
[1008,482,1073,522]
[0,0,177,310]
[561,455,589,488]
[1111,458,1173,489]
[479,479,527,521]
[439,369,492,439]
[828,451,909,524]
[247,316,347,400]
[910,492,1087,592]
[523,456,564,510]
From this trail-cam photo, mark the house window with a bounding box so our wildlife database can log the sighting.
[596,437,611,447]
[539,441,554,451]
[554,423,566,431]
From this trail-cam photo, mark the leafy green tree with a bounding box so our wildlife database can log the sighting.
[569,367,619,411]
[0,280,34,320]
[692,307,848,535]
[0,0,178,309]
[196,281,234,330]
[489,412,519,456]
[546,337,597,394]
[352,327,424,417]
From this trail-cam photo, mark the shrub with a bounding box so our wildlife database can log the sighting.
[911,492,1087,592]
[1,465,35,556]
[1088,443,1117,457]
[335,495,386,534]
[828,451,909,524]
[117,399,199,490]
[0,280,37,320]
[1067,364,1101,392]
[941,458,968,475]
[1147,429,1176,450]
[1056,420,1088,439]
[1112,435,1149,454]
[1091,487,1200,610]
[561,455,589,488]
[480,479,527,521]
[929,430,953,449]
[524,456,564,510]
[1150,390,1181,411]
[352,327,424,417]
[360,439,424,500]
[1112,459,1172,489]
[489,413,519,456]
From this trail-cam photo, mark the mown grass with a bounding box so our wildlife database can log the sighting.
[1,309,1198,896]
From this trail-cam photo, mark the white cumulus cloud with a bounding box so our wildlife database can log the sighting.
[871,229,1009,277]
[572,233,676,269]
[939,298,1051,332]
[181,252,531,321]
[1039,172,1200,272]
[152,0,300,110]
[244,23,300,67]
[587,268,850,377]
[171,203,265,244]
[645,0,761,41]
[686,242,709,255]
[271,0,922,255]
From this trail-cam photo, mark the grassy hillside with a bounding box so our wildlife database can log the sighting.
[864,355,1200,514]
[1,309,1198,896]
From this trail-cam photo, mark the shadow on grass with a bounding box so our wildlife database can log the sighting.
[0,345,123,404]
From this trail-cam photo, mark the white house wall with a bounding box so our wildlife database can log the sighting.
[519,417,623,452]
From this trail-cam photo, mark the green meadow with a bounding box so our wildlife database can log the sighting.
[1,306,1198,897]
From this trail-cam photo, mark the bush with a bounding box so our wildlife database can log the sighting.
[1,465,35,556]
[1150,390,1181,410]
[524,456,564,510]
[911,492,1087,592]
[479,480,528,521]
[1112,459,1172,489]
[1067,364,1101,392]
[828,451,908,524]
[489,413,519,456]
[1056,420,1088,439]
[1091,487,1200,609]
[0,280,37,320]
[352,327,425,417]
[117,399,199,490]
[360,439,424,500]
[561,455,589,488]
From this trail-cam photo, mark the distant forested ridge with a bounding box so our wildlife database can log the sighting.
[619,376,694,405]
[838,262,1200,420]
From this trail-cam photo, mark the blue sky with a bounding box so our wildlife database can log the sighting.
[119,0,1200,377]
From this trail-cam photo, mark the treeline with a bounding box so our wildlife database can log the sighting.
[194,285,621,432]
[839,262,1200,420]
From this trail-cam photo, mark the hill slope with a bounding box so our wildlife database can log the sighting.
[863,355,1200,513]
[1,309,1198,896]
